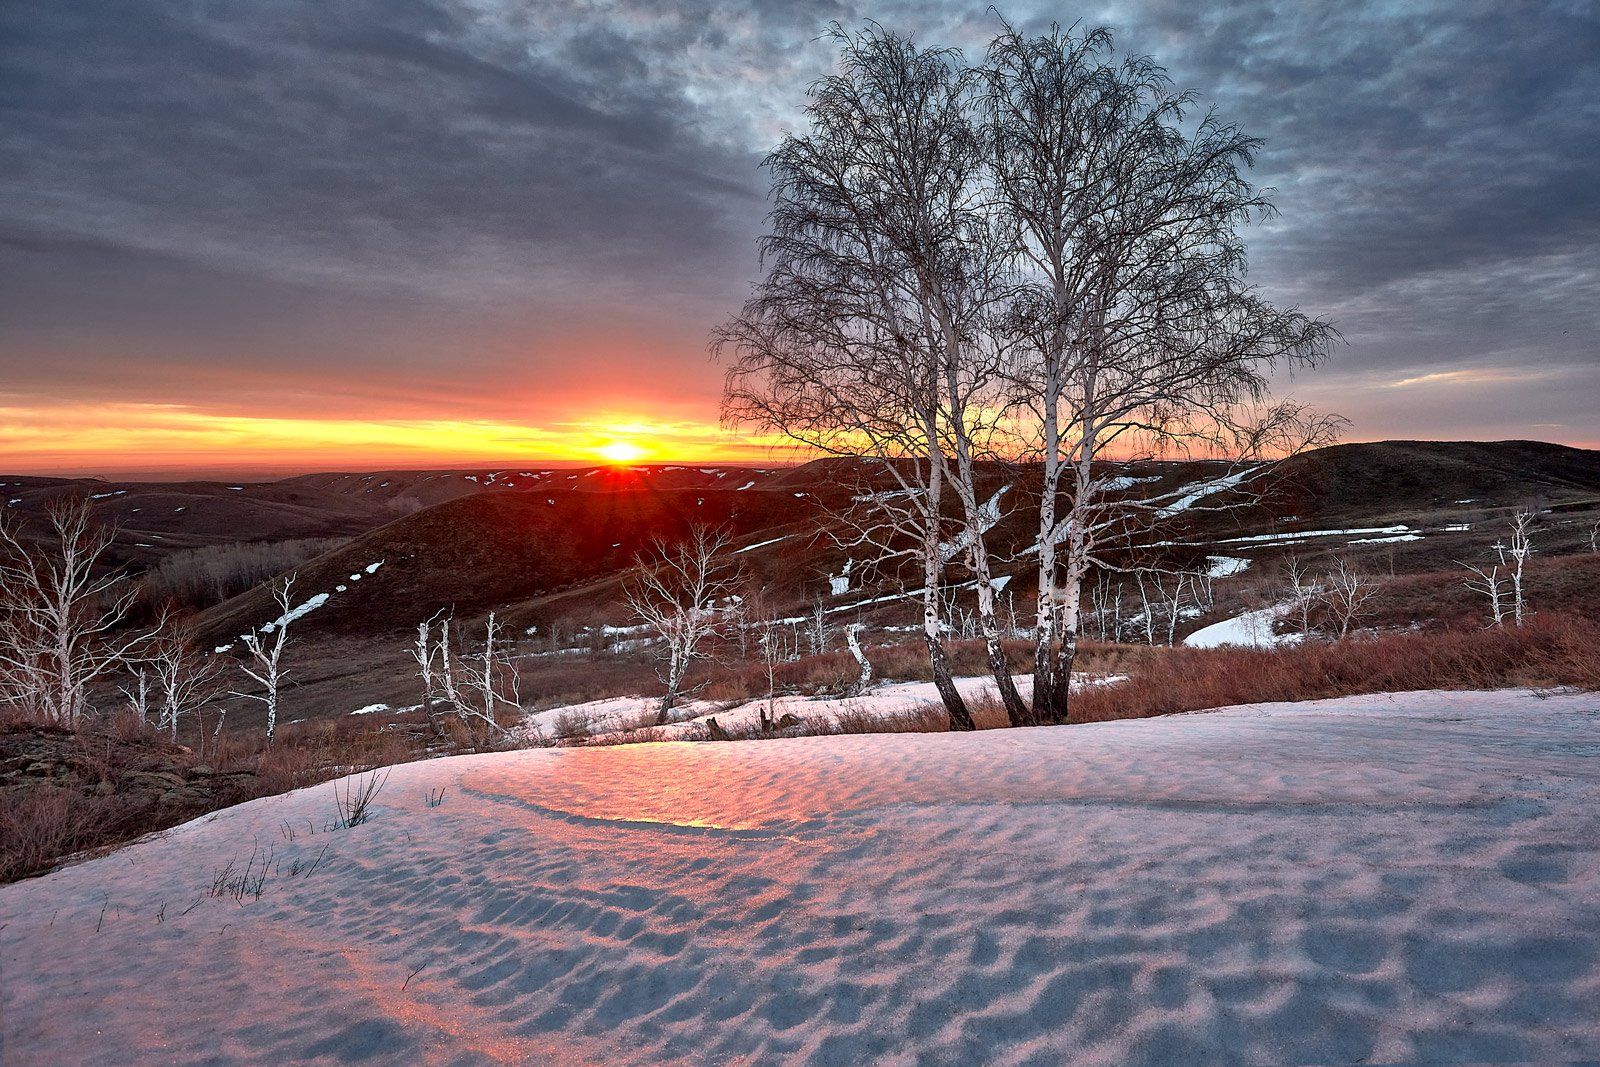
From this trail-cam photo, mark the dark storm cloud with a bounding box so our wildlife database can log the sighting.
[1,0,1596,439]
[1078,0,1600,400]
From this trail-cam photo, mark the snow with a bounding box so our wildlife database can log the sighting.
[1350,533,1424,544]
[733,535,787,554]
[349,703,389,716]
[524,674,1111,744]
[1203,524,1411,546]
[1094,473,1161,493]
[1155,465,1260,517]
[829,558,853,595]
[1205,555,1251,578]
[261,592,329,633]
[1183,603,1303,648]
[4,689,1597,1064]
[735,481,755,490]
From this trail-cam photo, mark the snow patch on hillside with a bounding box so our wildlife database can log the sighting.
[1184,603,1302,648]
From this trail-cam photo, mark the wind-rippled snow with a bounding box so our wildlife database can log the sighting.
[4,690,1597,1065]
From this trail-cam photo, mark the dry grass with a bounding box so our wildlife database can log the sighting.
[669,613,1600,744]
[0,708,445,884]
[1065,612,1600,724]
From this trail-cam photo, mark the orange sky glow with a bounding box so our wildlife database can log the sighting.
[0,401,801,478]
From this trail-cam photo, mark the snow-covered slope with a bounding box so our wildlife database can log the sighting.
[4,690,1598,1064]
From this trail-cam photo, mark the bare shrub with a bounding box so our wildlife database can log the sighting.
[0,786,112,882]
[143,538,345,610]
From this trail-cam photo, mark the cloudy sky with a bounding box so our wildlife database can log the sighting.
[2,0,1596,475]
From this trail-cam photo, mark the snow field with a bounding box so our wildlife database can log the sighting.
[3,689,1597,1064]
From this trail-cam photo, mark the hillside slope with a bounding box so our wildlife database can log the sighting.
[1267,440,1600,522]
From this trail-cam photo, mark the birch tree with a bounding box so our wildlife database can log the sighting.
[623,526,743,723]
[1319,557,1379,638]
[1503,509,1535,627]
[1460,559,1508,628]
[1282,553,1317,638]
[434,613,517,741]
[843,622,874,695]
[983,23,1339,722]
[234,575,298,745]
[411,612,449,737]
[719,25,996,728]
[0,497,161,725]
[149,628,225,741]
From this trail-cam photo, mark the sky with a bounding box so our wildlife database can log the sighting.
[2,0,1596,477]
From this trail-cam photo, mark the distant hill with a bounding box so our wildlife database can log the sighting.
[125,438,1597,726]
[0,464,789,570]
[1265,440,1600,522]
[12,439,1598,656]
[193,481,838,648]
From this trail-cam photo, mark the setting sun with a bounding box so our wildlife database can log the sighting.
[597,440,646,464]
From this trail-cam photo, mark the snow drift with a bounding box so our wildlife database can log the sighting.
[3,689,1598,1064]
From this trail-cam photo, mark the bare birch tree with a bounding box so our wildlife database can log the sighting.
[1460,559,1508,628]
[623,526,743,723]
[411,612,450,737]
[983,23,1339,721]
[1503,509,1535,627]
[1319,557,1379,638]
[1282,553,1317,638]
[0,498,161,725]
[234,575,298,745]
[843,622,874,696]
[804,593,831,657]
[149,628,225,741]
[431,613,517,741]
[121,666,154,727]
[719,26,996,728]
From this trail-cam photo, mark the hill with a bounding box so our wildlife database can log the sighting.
[1265,440,1600,523]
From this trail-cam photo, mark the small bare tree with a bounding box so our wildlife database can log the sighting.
[431,612,516,741]
[411,612,449,737]
[1282,554,1317,638]
[1461,509,1536,629]
[233,575,299,745]
[149,628,226,740]
[843,622,874,696]
[804,593,831,657]
[1586,517,1598,554]
[0,498,161,725]
[1503,509,1535,627]
[623,527,743,723]
[121,666,154,727]
[1319,557,1379,639]
[1460,559,1508,628]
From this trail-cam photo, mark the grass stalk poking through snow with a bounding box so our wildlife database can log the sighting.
[330,768,390,830]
